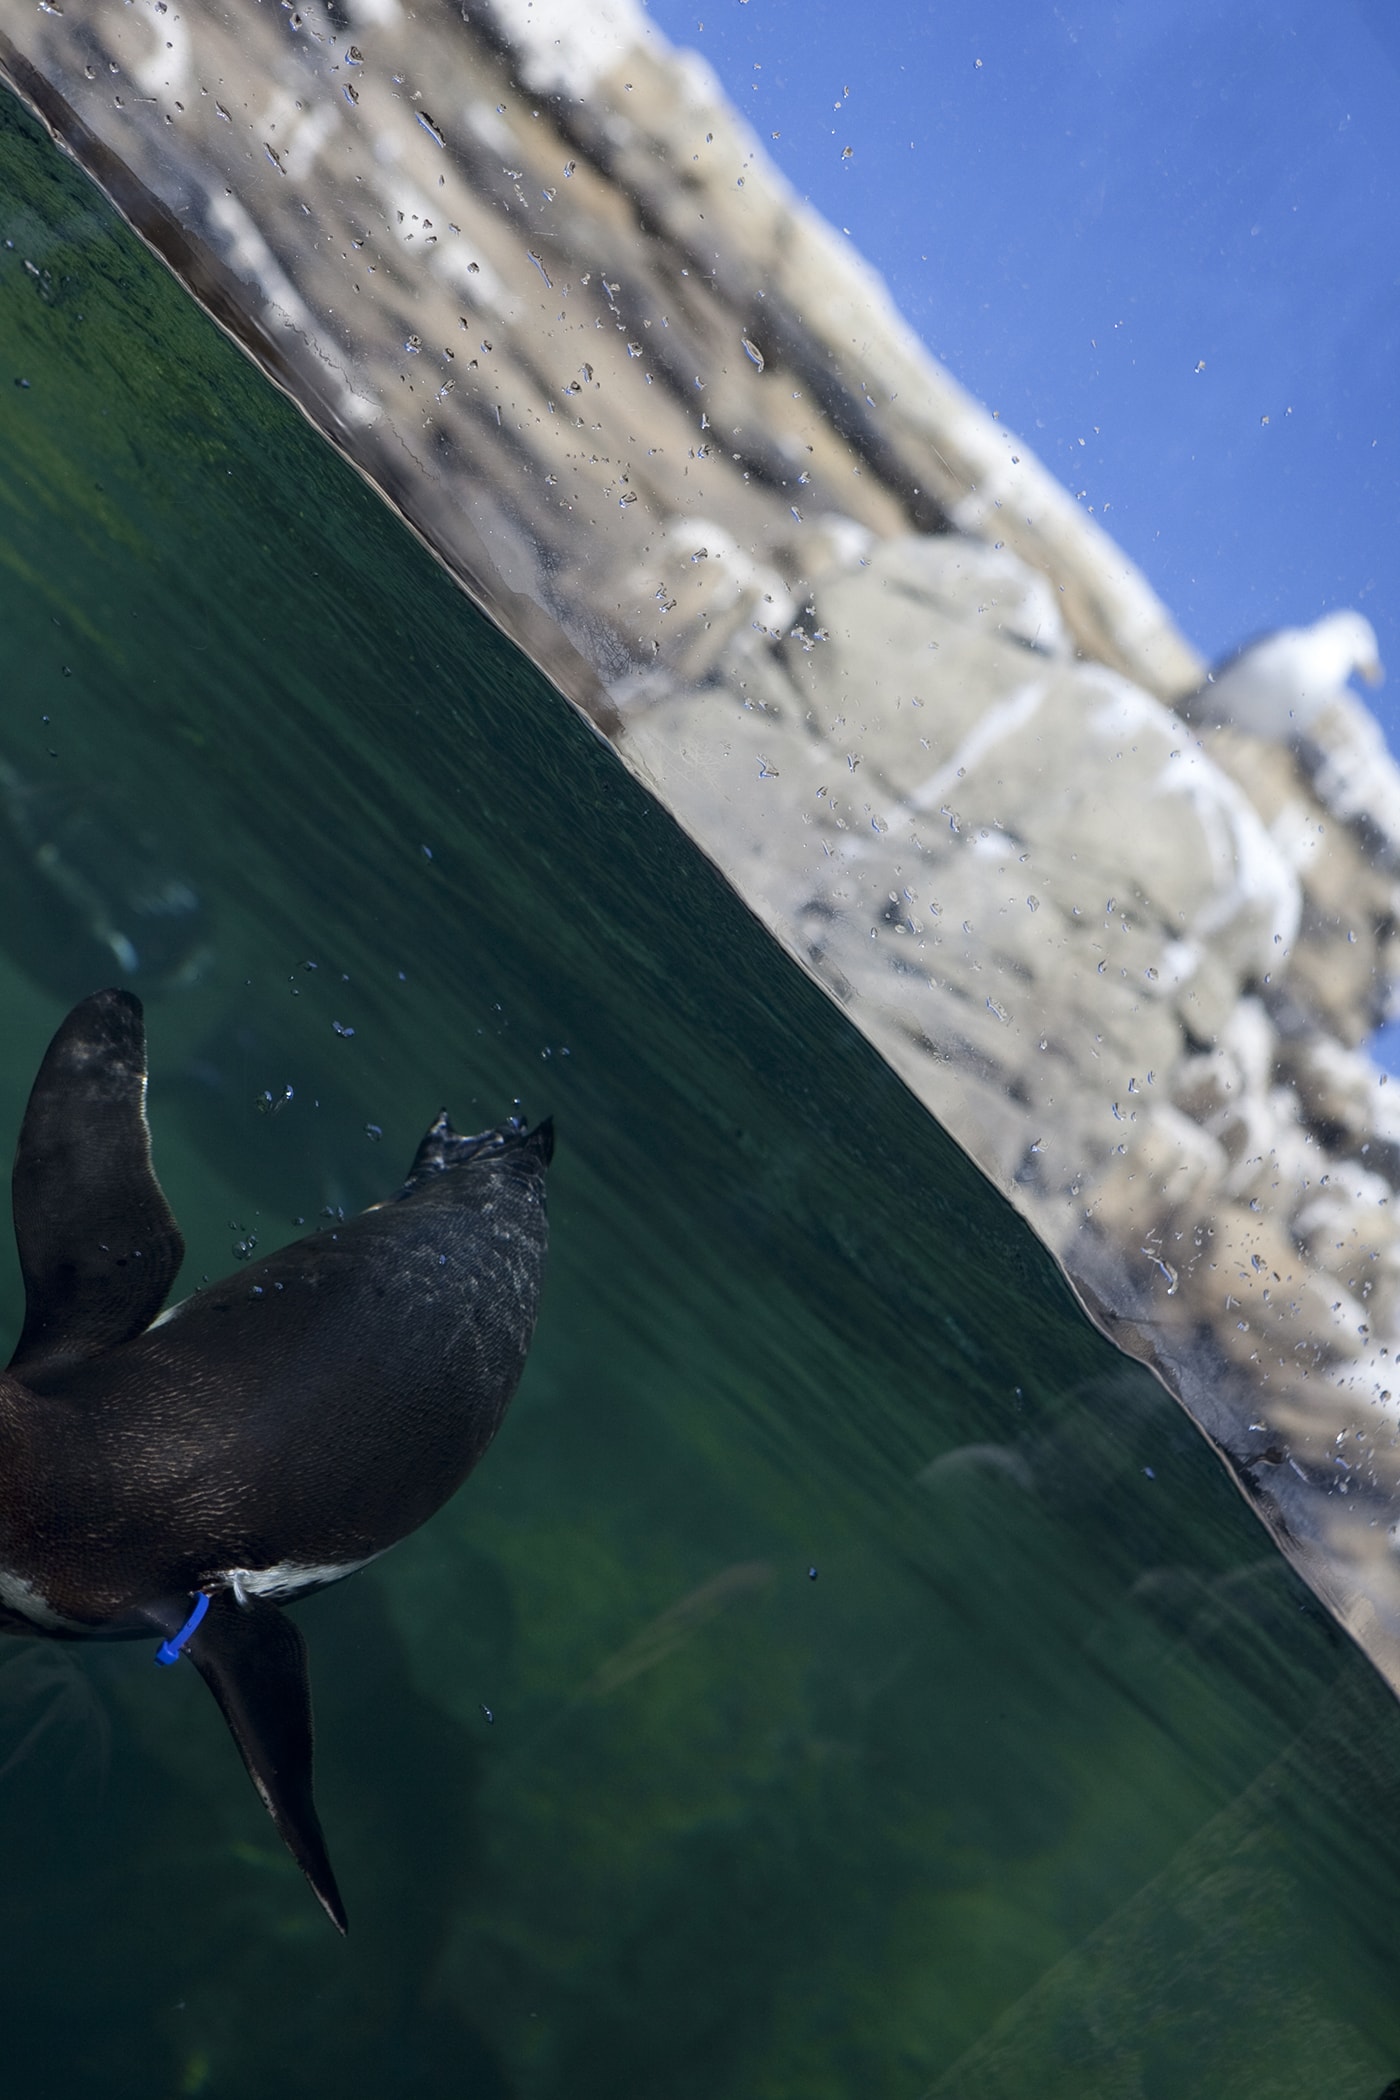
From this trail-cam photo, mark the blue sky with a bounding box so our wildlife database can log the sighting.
[645,0,1400,725]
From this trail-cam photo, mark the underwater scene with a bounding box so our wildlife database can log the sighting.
[4,80,1400,2100]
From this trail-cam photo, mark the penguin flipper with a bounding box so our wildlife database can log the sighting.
[183,1589,347,1934]
[9,989,184,1382]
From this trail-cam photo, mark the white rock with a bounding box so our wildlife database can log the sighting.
[1299,690,1400,865]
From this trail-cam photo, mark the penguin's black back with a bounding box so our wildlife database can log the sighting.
[16,1117,551,1597]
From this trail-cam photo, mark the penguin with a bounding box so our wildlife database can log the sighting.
[0,988,552,1932]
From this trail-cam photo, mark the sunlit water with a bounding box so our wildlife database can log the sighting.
[2,90,1400,2100]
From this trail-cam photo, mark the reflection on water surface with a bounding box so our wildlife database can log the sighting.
[0,756,209,997]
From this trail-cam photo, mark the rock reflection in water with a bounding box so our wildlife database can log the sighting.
[0,757,209,1002]
[0,1643,109,1801]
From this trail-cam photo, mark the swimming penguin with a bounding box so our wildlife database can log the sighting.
[0,989,552,1931]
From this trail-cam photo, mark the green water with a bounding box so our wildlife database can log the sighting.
[1,88,1399,2098]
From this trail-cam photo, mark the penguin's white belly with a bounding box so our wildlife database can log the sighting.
[222,1555,382,1606]
[0,1565,85,1633]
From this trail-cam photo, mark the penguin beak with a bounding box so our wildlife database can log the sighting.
[1360,654,1385,687]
